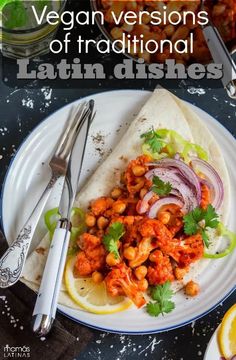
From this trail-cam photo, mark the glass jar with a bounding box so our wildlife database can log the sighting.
[0,0,67,59]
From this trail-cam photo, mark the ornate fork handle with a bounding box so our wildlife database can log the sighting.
[0,174,60,288]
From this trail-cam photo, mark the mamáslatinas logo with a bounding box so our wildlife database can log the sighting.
[3,345,30,358]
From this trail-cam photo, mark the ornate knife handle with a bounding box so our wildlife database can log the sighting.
[0,175,59,288]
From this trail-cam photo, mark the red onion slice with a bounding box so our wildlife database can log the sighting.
[170,188,183,198]
[147,158,201,203]
[137,191,154,214]
[143,191,154,203]
[191,158,224,210]
[197,176,213,189]
[145,168,198,213]
[148,197,184,219]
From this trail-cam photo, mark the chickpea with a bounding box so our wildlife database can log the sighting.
[140,187,148,199]
[158,211,171,224]
[135,266,148,280]
[164,24,175,37]
[97,216,109,230]
[123,246,136,260]
[110,27,123,40]
[184,281,200,297]
[91,197,113,216]
[106,252,120,267]
[85,213,96,227]
[132,165,146,177]
[121,23,134,33]
[149,250,159,263]
[92,271,103,284]
[138,278,148,292]
[142,13,151,25]
[174,267,188,281]
[113,201,126,214]
[111,187,122,199]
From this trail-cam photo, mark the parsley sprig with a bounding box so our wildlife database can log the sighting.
[102,222,125,259]
[146,281,175,317]
[151,175,172,196]
[183,204,219,248]
[141,128,165,153]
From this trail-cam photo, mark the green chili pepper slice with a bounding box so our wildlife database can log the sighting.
[204,223,236,259]
[44,207,86,241]
[142,128,208,162]
[44,208,60,238]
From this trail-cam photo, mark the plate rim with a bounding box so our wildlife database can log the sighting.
[58,281,235,335]
[203,325,221,360]
[1,89,236,335]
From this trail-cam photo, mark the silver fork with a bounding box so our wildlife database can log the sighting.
[0,102,91,288]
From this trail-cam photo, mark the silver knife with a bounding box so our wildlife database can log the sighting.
[32,100,94,336]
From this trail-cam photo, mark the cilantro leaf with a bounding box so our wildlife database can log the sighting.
[151,176,172,196]
[147,281,175,317]
[141,128,164,154]
[204,204,219,228]
[192,207,204,223]
[183,205,219,248]
[151,281,174,303]
[146,302,161,317]
[102,222,125,259]
[163,300,175,314]
[183,208,202,235]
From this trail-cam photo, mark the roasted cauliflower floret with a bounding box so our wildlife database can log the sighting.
[178,234,204,268]
[75,233,106,276]
[147,250,174,285]
[105,263,146,308]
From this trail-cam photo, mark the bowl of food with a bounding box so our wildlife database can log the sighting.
[91,0,236,65]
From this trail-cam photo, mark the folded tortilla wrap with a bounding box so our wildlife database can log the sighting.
[21,88,230,309]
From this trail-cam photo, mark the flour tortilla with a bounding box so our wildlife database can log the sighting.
[21,88,230,307]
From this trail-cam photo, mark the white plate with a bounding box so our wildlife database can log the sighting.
[2,90,236,334]
[204,327,221,360]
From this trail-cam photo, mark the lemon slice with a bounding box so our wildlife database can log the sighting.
[218,304,236,359]
[64,256,132,314]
